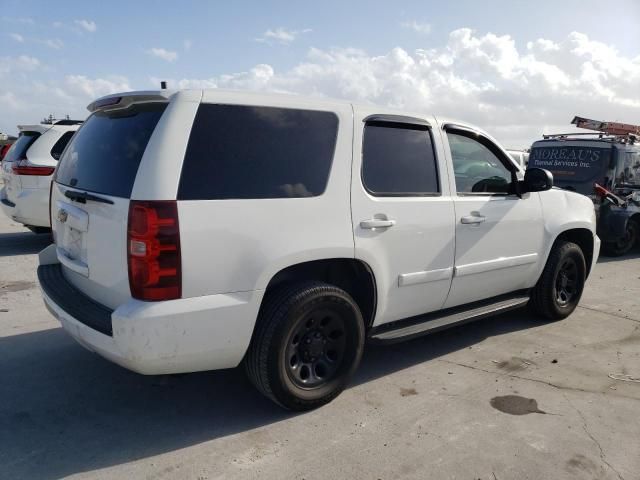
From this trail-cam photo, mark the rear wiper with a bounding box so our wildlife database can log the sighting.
[64,190,114,205]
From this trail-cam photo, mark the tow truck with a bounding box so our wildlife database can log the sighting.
[529,116,640,256]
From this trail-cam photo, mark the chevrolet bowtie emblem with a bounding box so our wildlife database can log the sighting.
[57,209,68,223]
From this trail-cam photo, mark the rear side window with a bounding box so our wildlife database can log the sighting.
[178,104,338,200]
[3,131,40,162]
[50,131,75,160]
[56,103,166,198]
[362,123,439,195]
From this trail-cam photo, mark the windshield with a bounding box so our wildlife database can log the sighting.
[55,103,167,198]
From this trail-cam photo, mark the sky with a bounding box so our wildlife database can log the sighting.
[1,0,639,148]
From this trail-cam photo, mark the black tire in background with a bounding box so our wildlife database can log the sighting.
[530,241,586,320]
[245,281,365,411]
[602,220,638,257]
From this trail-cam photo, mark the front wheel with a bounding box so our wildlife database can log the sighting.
[602,220,638,257]
[529,241,586,320]
[245,281,365,411]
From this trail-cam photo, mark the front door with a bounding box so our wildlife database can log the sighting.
[351,109,456,326]
[441,126,545,308]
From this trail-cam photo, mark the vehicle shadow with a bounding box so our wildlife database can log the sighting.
[597,249,640,263]
[0,231,51,257]
[0,308,539,479]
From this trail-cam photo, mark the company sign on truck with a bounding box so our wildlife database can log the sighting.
[529,146,612,194]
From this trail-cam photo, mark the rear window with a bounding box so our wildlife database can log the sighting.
[3,131,40,163]
[50,131,75,160]
[178,104,338,200]
[55,103,167,198]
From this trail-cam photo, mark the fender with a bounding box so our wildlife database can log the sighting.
[536,188,597,279]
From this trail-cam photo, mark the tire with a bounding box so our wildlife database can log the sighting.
[26,226,51,234]
[245,281,365,411]
[529,241,586,320]
[602,220,638,257]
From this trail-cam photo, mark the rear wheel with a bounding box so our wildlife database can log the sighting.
[530,241,586,320]
[245,281,364,411]
[602,220,638,256]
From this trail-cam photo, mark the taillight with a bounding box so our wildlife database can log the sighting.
[127,200,181,301]
[12,159,55,176]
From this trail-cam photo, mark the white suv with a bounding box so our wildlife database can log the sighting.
[1,120,81,232]
[38,89,599,410]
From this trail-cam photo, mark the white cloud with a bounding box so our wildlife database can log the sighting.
[0,55,41,76]
[401,21,432,34]
[65,75,131,99]
[183,39,192,52]
[9,33,24,42]
[44,38,64,49]
[146,47,178,62]
[256,27,312,45]
[162,29,640,147]
[74,19,97,33]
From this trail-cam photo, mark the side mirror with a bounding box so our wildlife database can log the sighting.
[523,168,553,193]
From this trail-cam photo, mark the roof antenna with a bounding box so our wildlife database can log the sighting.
[160,81,167,90]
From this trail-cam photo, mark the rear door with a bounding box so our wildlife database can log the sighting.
[51,100,171,308]
[441,125,544,308]
[351,108,456,326]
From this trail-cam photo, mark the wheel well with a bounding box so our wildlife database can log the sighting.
[555,228,594,276]
[264,259,377,328]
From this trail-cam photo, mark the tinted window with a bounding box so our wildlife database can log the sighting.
[448,133,512,194]
[362,123,439,195]
[178,104,338,200]
[3,131,40,163]
[56,103,166,198]
[50,131,75,160]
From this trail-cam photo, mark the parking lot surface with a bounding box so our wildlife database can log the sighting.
[1,213,639,480]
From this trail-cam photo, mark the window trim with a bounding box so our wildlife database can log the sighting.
[443,124,519,197]
[361,120,442,198]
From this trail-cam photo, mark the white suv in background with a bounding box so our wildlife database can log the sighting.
[1,120,81,232]
[38,89,599,410]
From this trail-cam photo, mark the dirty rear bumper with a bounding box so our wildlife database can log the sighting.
[37,245,264,375]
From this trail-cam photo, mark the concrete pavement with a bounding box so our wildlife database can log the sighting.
[1,213,639,480]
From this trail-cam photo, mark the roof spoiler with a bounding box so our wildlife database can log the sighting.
[87,91,174,113]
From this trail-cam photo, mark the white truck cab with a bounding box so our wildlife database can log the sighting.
[38,89,599,410]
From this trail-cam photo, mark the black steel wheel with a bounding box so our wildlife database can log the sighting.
[530,241,586,320]
[245,281,365,411]
[602,220,638,257]
[554,257,579,306]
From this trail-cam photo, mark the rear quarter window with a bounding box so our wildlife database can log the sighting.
[50,131,76,160]
[55,103,167,198]
[3,131,40,163]
[178,104,339,200]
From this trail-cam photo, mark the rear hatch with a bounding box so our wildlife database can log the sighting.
[1,130,41,204]
[529,140,613,196]
[51,99,168,309]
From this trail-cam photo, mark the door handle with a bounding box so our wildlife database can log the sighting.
[460,214,486,224]
[360,218,396,229]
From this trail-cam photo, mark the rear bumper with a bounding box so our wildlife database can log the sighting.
[0,185,50,227]
[38,253,264,375]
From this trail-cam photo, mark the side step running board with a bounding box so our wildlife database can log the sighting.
[369,291,530,344]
